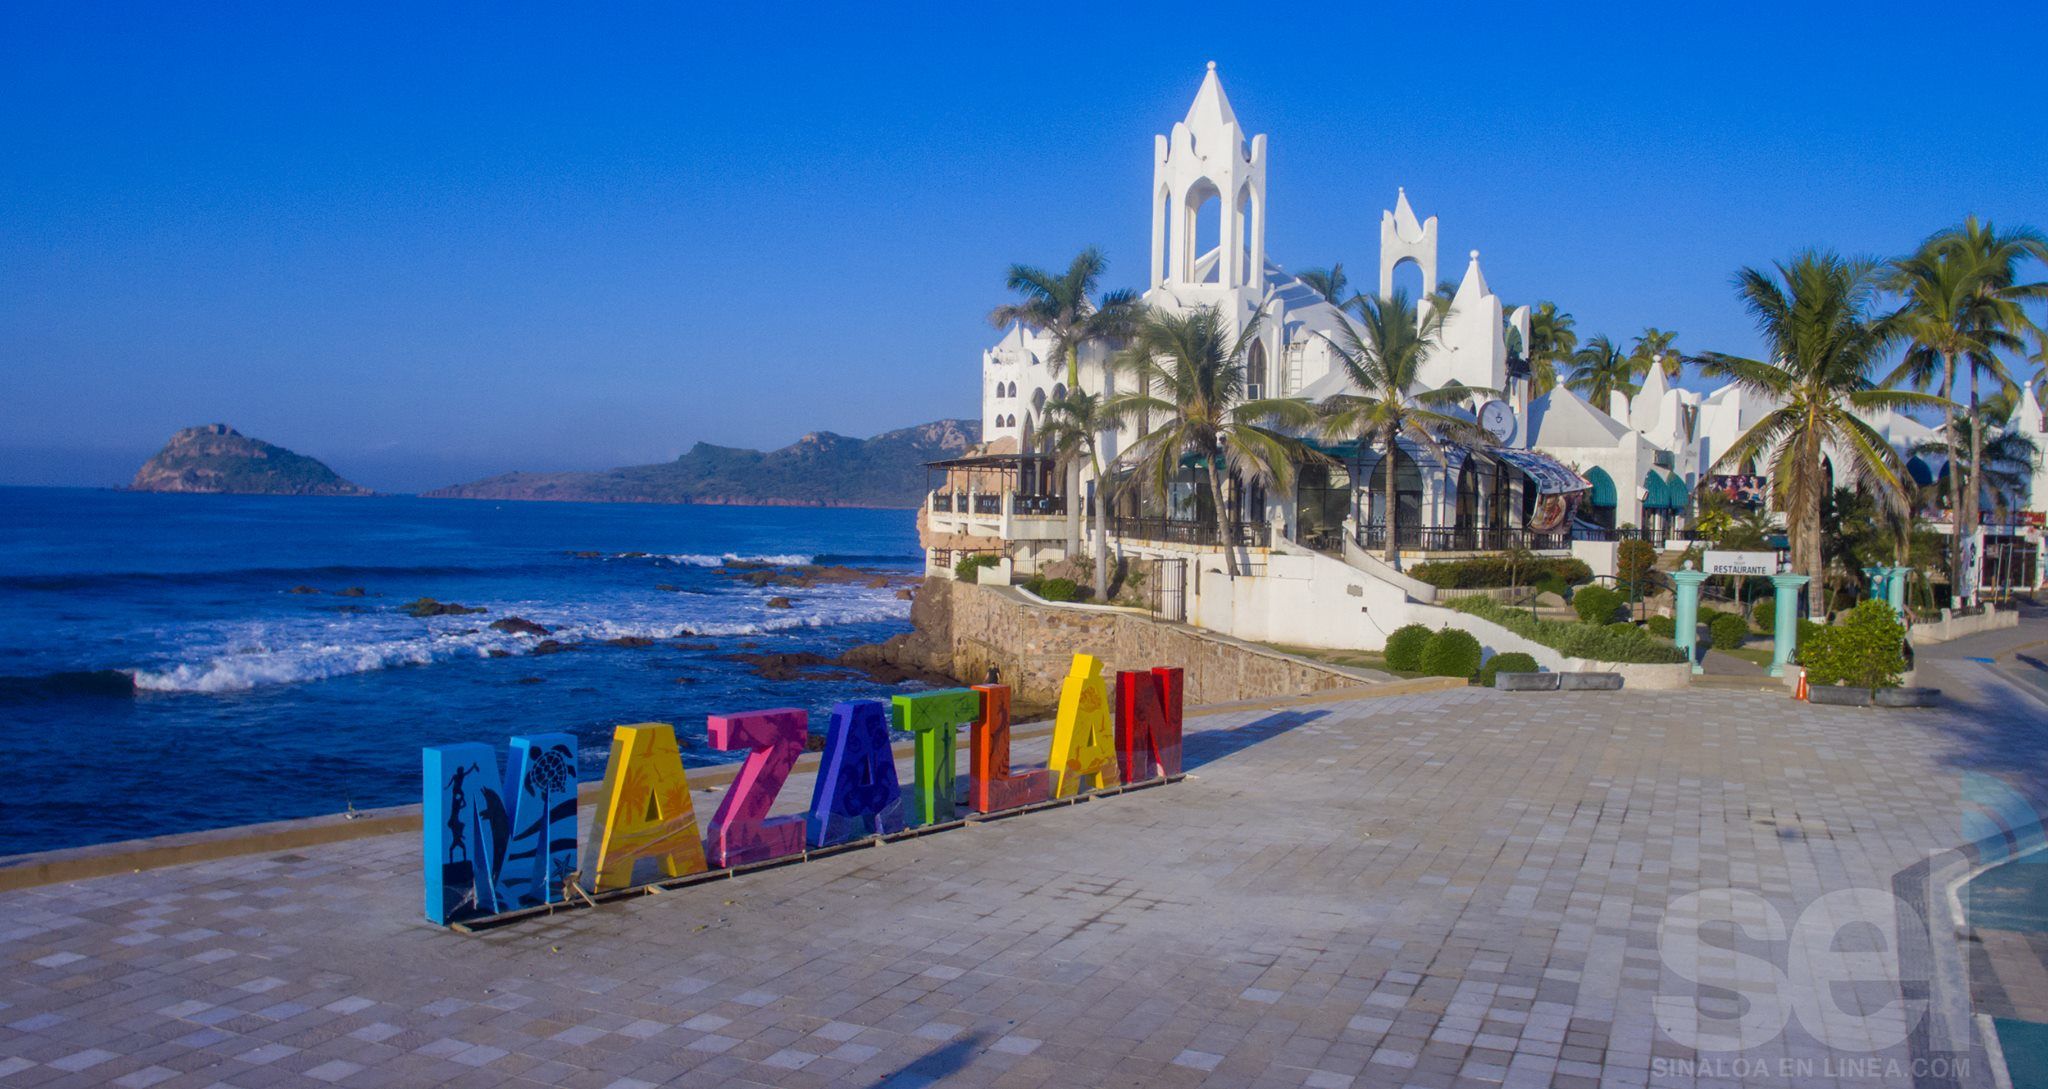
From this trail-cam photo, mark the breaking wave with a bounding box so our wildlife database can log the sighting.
[652,552,816,567]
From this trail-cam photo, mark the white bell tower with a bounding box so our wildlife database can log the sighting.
[1378,188,1438,300]
[1151,62,1267,294]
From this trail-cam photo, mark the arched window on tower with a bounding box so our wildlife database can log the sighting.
[1031,388,1046,414]
[1245,340,1267,401]
[1184,179,1223,284]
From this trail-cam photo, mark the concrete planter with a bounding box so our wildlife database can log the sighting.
[1873,686,1941,708]
[1807,686,1872,707]
[1495,672,1560,691]
[1558,672,1624,691]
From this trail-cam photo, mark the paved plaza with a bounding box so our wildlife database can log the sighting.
[3,621,2046,1089]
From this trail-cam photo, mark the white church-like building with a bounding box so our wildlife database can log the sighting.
[926,64,2048,636]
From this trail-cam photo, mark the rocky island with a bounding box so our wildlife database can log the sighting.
[426,419,975,509]
[129,424,371,496]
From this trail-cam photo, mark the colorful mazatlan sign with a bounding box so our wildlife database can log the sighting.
[422,657,1186,925]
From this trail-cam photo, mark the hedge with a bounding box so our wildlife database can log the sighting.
[1573,585,1627,624]
[1385,624,1433,672]
[1408,556,1594,589]
[1750,596,1775,633]
[1708,611,1748,650]
[1646,615,1676,639]
[1802,600,1906,688]
[954,553,1000,581]
[1479,651,1539,687]
[1449,596,1687,664]
[1024,576,1080,602]
[1419,629,1483,680]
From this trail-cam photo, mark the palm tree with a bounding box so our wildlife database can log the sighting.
[1297,263,1350,306]
[1695,251,1950,617]
[1107,306,1319,577]
[1883,221,2042,590]
[1916,396,2042,524]
[1565,335,1639,412]
[988,247,1141,389]
[1314,291,1493,563]
[1037,390,1121,601]
[989,247,1142,558]
[1526,302,1577,396]
[1630,327,1682,380]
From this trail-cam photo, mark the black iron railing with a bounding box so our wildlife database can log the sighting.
[1114,517,1271,549]
[971,494,1003,515]
[1011,494,1065,516]
[1574,526,1672,548]
[1355,524,1571,553]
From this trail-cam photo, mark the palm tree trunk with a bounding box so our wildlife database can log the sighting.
[1062,342,1082,561]
[1940,356,1962,603]
[1802,436,1825,620]
[1382,428,1399,565]
[1963,378,1983,605]
[1088,448,1110,601]
[1204,455,1237,578]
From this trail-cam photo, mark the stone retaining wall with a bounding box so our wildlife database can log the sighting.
[874,578,1377,708]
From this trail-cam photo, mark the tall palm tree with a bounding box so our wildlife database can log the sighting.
[1107,306,1319,577]
[1882,222,2041,590]
[1526,302,1577,396]
[989,248,1142,558]
[1915,395,2043,524]
[1314,291,1493,563]
[988,247,1141,389]
[1297,263,1350,306]
[1565,335,1639,412]
[1630,327,1682,380]
[1696,251,1950,617]
[1037,390,1121,601]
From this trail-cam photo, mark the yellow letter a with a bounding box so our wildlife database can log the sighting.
[1049,654,1121,798]
[589,723,707,892]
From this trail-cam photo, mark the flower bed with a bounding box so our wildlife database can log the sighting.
[1448,596,1687,664]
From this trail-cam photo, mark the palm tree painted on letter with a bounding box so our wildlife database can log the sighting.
[1037,389,1122,601]
[1313,291,1494,564]
[1106,306,1319,577]
[1565,335,1639,412]
[1694,251,1950,618]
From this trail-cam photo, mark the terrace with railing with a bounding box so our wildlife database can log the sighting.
[1354,524,1572,553]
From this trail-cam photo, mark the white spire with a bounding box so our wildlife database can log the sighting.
[1631,355,1669,434]
[1182,61,1240,134]
[1378,188,1438,299]
[1390,187,1427,243]
[1452,249,1490,304]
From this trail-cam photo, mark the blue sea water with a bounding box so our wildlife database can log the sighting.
[0,487,925,857]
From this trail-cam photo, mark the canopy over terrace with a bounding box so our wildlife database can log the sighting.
[1346,438,1591,553]
[923,452,1065,517]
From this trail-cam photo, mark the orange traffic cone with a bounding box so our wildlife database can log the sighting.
[1793,669,1809,701]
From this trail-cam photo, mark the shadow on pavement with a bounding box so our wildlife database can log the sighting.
[1182,709,1330,772]
[866,1031,993,1087]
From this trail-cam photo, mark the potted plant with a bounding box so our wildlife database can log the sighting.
[1801,600,1938,707]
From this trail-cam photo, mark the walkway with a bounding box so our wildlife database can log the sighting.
[3,623,2047,1088]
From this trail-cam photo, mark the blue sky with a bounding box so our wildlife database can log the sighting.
[3,2,2045,492]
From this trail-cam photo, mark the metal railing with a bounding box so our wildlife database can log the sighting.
[929,492,1067,517]
[1355,524,1571,553]
[1574,526,1673,548]
[1114,517,1271,549]
[1011,494,1065,516]
[971,494,1003,515]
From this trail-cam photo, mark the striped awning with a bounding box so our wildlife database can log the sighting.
[1494,449,1591,497]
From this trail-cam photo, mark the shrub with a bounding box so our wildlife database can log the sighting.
[1479,651,1539,687]
[1801,599,1907,688]
[1419,629,1483,680]
[1646,615,1676,639]
[1708,611,1748,650]
[1750,595,1775,633]
[954,553,1000,581]
[1604,620,1637,634]
[1447,596,1687,664]
[1384,624,1434,672]
[1573,585,1626,625]
[1533,574,1572,602]
[1032,577,1080,602]
[1408,556,1594,589]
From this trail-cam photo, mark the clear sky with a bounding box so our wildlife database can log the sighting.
[4,2,2045,493]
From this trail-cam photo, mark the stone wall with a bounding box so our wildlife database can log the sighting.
[870,578,1377,708]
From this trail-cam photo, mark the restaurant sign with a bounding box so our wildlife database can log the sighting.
[1702,550,1777,577]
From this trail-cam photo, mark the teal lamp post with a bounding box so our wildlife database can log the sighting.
[1883,566,1910,615]
[1670,562,1707,674]
[1767,571,1811,677]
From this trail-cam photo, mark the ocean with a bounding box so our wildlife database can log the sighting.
[0,487,927,857]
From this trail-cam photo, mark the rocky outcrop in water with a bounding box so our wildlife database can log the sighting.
[130,424,370,496]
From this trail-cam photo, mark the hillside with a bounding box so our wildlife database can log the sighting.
[424,419,977,509]
[129,424,371,496]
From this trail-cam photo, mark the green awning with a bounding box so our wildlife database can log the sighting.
[1585,466,1617,507]
[1662,471,1690,508]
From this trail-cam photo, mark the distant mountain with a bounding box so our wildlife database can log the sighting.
[129,424,371,496]
[425,419,978,509]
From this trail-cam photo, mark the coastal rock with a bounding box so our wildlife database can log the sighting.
[129,424,371,496]
[530,640,571,655]
[765,596,794,609]
[720,651,853,682]
[421,418,978,508]
[289,585,320,595]
[403,598,487,618]
[606,636,656,648]
[335,587,367,597]
[489,617,551,637]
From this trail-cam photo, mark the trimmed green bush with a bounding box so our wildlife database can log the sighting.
[1533,574,1572,602]
[1448,596,1687,664]
[1801,599,1907,688]
[1708,611,1748,650]
[1384,624,1433,672]
[1646,615,1676,639]
[1573,585,1626,625]
[1750,596,1776,633]
[1027,577,1080,602]
[1419,629,1483,680]
[1479,651,1539,687]
[954,553,1000,581]
[1408,556,1594,589]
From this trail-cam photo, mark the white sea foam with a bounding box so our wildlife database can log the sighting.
[126,582,908,694]
[654,552,815,567]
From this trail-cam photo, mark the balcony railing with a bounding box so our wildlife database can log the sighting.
[929,492,1067,517]
[1573,526,1672,548]
[1114,517,1271,549]
[972,494,1003,515]
[1011,494,1065,517]
[1355,524,1572,553]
